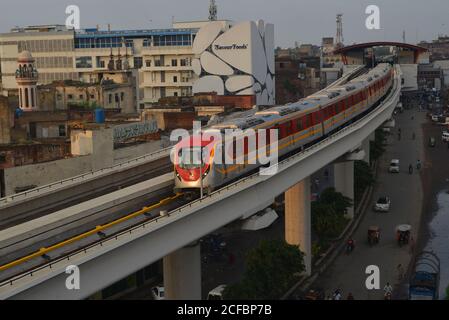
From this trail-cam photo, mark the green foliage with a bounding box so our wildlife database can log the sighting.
[370,128,388,161]
[354,160,375,205]
[223,240,304,300]
[311,188,352,238]
[68,100,100,110]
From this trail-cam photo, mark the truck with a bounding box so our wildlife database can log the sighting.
[408,251,440,300]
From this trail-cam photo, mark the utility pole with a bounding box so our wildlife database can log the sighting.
[209,0,217,21]
[336,14,344,48]
[200,147,204,198]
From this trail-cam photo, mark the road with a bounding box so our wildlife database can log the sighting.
[310,107,426,300]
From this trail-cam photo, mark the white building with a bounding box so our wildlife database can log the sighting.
[192,20,275,105]
[0,23,206,108]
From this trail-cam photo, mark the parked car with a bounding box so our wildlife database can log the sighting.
[374,196,391,212]
[207,285,227,300]
[389,159,400,173]
[150,286,165,300]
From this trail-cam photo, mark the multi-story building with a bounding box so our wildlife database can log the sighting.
[0,21,232,108]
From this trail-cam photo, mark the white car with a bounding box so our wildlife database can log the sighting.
[207,285,227,300]
[150,286,165,300]
[389,159,400,173]
[442,131,449,142]
[374,196,391,212]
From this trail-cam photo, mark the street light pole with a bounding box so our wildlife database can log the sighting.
[200,147,204,199]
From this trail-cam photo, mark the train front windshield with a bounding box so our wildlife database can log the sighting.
[178,147,207,169]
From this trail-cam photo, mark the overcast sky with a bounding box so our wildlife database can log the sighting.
[1,0,448,47]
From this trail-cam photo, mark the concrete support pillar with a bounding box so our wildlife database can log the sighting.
[334,161,354,219]
[284,177,312,276]
[163,242,201,300]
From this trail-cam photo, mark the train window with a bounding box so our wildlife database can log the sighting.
[308,114,313,127]
[296,118,303,131]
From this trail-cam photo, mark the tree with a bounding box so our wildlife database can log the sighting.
[370,128,388,161]
[319,187,353,214]
[223,240,304,300]
[311,188,352,238]
[354,160,375,205]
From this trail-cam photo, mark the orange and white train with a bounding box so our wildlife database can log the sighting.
[174,63,394,194]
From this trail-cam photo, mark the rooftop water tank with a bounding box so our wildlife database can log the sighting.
[94,108,105,123]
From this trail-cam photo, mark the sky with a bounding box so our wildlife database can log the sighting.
[1,0,448,47]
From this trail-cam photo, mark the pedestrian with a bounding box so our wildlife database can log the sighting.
[397,264,405,281]
[333,289,342,300]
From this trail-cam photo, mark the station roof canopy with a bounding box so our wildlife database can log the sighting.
[333,41,428,54]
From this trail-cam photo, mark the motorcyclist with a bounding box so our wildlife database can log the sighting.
[346,238,355,253]
[384,282,393,299]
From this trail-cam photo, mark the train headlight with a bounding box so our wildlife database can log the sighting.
[202,165,210,178]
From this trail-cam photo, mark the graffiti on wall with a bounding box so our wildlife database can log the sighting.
[113,121,158,142]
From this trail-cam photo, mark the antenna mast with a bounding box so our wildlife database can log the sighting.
[209,0,217,21]
[336,14,344,48]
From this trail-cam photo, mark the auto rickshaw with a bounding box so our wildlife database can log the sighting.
[396,224,411,247]
[368,226,380,246]
[304,289,325,300]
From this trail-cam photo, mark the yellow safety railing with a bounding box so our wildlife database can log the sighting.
[0,193,182,272]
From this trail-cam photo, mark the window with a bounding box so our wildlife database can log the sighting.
[76,56,93,68]
[90,94,95,99]
[68,94,74,100]
[155,60,162,67]
[173,76,178,83]
[109,94,112,104]
[79,94,83,99]
[115,93,119,103]
[133,57,143,69]
[57,94,62,100]
[296,118,303,131]
[174,92,178,97]
[59,125,66,137]
[180,59,188,66]
[146,60,152,67]
[120,92,125,101]
[171,59,178,67]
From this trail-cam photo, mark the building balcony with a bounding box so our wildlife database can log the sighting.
[141,65,193,72]
[142,81,193,88]
[140,46,193,55]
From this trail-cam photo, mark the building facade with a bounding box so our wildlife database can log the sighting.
[0,23,210,107]
[192,20,275,106]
